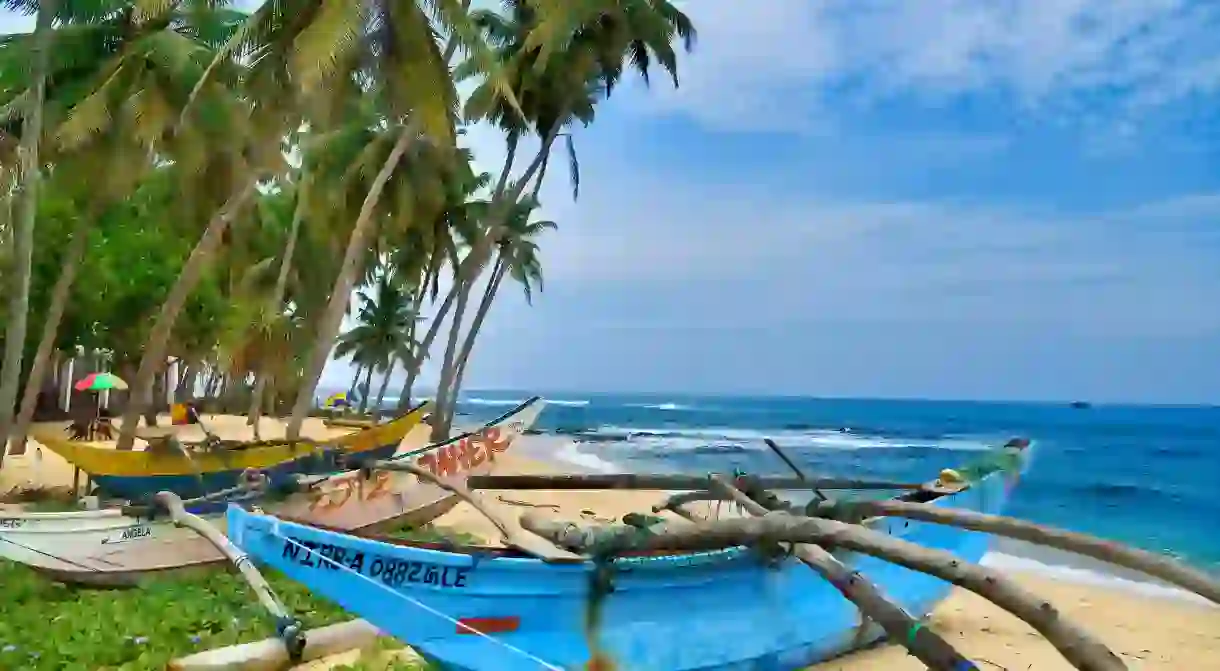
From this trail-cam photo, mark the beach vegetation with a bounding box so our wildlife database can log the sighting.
[0,524,465,670]
[0,0,696,471]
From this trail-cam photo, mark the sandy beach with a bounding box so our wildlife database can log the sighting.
[3,417,1217,670]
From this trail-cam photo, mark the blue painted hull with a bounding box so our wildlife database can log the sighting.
[229,461,1023,671]
[93,442,399,501]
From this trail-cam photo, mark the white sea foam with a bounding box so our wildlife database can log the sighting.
[580,425,993,452]
[464,397,588,407]
[463,398,526,406]
[627,402,694,411]
[555,441,621,473]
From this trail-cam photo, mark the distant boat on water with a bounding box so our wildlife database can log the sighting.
[1070,401,1092,409]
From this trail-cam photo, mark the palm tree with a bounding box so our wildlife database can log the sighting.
[0,0,53,463]
[0,0,218,454]
[193,0,512,440]
[427,0,696,439]
[389,153,489,413]
[445,195,555,410]
[92,1,274,450]
[281,94,459,438]
[333,267,419,417]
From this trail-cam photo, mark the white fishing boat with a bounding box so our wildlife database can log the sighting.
[0,398,545,586]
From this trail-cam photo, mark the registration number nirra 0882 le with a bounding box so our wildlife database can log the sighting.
[280,537,471,589]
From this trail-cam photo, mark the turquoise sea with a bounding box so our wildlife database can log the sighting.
[337,389,1220,592]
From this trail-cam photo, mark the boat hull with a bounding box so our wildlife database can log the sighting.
[85,444,402,502]
[0,399,545,587]
[227,446,1030,671]
[33,403,431,501]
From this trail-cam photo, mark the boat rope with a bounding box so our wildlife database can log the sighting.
[271,530,565,670]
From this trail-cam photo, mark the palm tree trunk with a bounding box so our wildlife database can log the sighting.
[0,1,54,466]
[530,156,549,202]
[444,255,508,430]
[428,275,471,442]
[428,129,560,437]
[395,280,460,411]
[7,214,90,456]
[247,374,267,426]
[286,127,415,440]
[246,374,267,439]
[371,359,396,422]
[116,183,258,450]
[356,365,375,414]
[347,364,363,400]
[176,364,195,398]
[247,170,309,435]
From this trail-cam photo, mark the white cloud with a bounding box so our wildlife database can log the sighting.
[501,155,1220,342]
[641,0,1220,132]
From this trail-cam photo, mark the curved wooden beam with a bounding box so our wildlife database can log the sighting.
[368,460,581,561]
[152,492,306,661]
[811,499,1220,607]
[520,511,1126,671]
[704,475,974,670]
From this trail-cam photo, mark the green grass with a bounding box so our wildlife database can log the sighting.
[0,525,473,670]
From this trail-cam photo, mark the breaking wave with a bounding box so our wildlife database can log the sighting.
[566,425,996,454]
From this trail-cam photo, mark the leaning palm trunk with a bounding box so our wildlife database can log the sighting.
[809,498,1220,606]
[356,366,374,414]
[521,511,1127,671]
[0,1,54,464]
[116,184,259,450]
[429,129,561,438]
[285,127,414,440]
[445,254,508,425]
[247,171,309,434]
[395,280,460,411]
[427,271,473,441]
[370,359,396,422]
[346,365,363,401]
[8,216,90,456]
[246,376,267,439]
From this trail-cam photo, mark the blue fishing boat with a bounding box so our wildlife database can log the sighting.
[224,441,1034,671]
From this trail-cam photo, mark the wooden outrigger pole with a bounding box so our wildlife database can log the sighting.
[149,489,307,664]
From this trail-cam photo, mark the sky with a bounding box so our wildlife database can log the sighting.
[3,1,1219,404]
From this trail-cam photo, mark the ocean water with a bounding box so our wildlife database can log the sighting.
[361,390,1220,596]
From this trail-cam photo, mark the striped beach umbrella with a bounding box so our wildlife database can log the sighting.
[74,372,129,392]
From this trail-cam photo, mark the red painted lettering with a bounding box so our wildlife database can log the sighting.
[455,437,474,471]
[435,444,459,478]
[468,437,487,468]
[364,470,392,500]
[416,452,439,476]
[485,427,509,454]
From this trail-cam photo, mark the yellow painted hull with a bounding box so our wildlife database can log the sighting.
[34,403,431,500]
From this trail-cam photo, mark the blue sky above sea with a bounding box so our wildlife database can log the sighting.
[4,1,1219,404]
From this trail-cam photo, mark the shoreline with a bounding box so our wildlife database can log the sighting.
[3,415,1217,669]
[3,417,1212,604]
